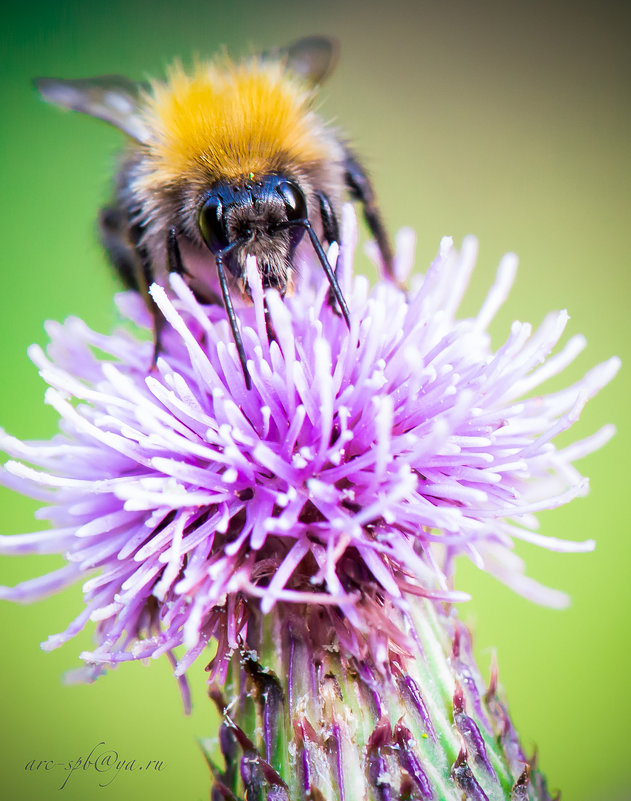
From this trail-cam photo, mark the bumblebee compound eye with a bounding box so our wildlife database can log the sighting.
[276,180,307,222]
[198,194,229,254]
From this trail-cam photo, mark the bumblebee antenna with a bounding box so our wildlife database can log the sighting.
[215,241,252,389]
[166,229,251,389]
[275,219,350,326]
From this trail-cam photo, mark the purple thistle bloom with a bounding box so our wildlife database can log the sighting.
[0,206,618,691]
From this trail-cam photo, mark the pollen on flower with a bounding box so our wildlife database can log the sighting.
[0,206,619,683]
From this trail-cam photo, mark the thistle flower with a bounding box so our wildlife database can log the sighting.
[0,207,618,799]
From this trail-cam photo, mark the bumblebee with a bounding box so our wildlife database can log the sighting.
[37,36,394,386]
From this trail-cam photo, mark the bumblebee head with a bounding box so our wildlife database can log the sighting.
[35,37,354,390]
[197,174,308,292]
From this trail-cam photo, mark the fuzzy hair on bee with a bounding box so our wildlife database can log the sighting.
[36,36,395,386]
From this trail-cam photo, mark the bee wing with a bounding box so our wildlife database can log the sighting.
[35,75,151,143]
[267,36,339,86]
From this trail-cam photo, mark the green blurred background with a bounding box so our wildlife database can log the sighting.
[1,1,629,798]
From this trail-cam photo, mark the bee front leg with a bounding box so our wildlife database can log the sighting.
[167,227,226,308]
[149,227,193,366]
[316,191,345,315]
[98,205,167,367]
[166,227,189,279]
[343,149,397,283]
[317,190,340,248]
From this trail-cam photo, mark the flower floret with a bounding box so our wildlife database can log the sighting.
[0,208,618,676]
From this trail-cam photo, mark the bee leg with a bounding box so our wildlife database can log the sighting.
[167,226,226,307]
[99,205,165,367]
[343,149,397,282]
[303,221,350,326]
[100,206,146,291]
[149,305,167,367]
[132,253,168,368]
[148,227,193,366]
[316,191,344,314]
[166,227,190,278]
[276,218,350,326]
[263,299,277,346]
[317,190,340,247]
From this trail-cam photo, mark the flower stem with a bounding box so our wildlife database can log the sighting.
[203,599,557,801]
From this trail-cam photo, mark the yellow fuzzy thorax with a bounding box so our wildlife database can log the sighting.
[142,59,332,184]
